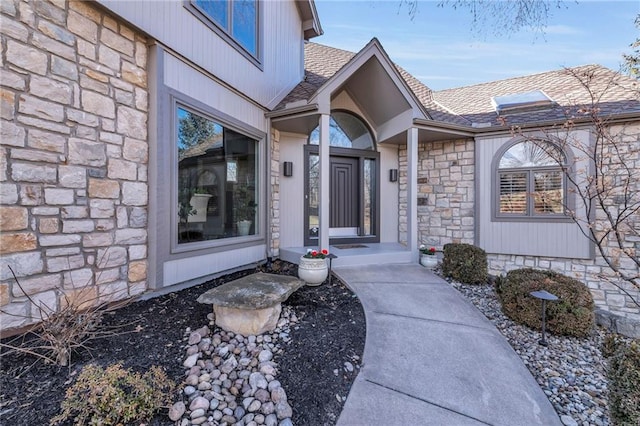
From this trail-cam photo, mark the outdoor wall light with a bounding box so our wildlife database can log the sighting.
[283,161,293,177]
[389,169,398,182]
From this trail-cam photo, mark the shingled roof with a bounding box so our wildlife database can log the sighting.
[277,43,639,129]
[433,65,640,126]
[275,42,470,126]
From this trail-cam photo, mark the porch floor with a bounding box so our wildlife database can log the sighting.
[279,242,413,267]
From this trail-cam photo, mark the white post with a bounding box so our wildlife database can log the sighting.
[318,113,330,250]
[407,127,419,262]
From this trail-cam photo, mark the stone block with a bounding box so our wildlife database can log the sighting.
[38,19,75,46]
[89,199,114,218]
[6,41,47,75]
[94,219,115,231]
[51,55,79,80]
[81,90,115,119]
[61,206,88,219]
[63,268,94,289]
[114,228,146,245]
[44,188,75,205]
[62,219,95,233]
[67,10,98,44]
[0,302,29,329]
[95,267,120,285]
[39,234,81,247]
[47,254,85,273]
[116,206,128,228]
[60,286,98,311]
[214,304,282,336]
[32,32,75,61]
[68,139,106,166]
[58,166,86,188]
[100,131,123,145]
[121,61,146,87]
[46,247,80,257]
[108,158,137,180]
[101,28,134,56]
[33,1,65,25]
[29,76,72,105]
[0,69,26,91]
[88,178,120,199]
[19,185,43,206]
[0,232,37,254]
[17,115,71,134]
[128,244,146,260]
[98,280,130,304]
[0,183,18,204]
[117,107,147,139]
[97,246,127,268]
[0,251,43,280]
[77,38,96,60]
[128,260,146,282]
[82,232,114,248]
[123,138,148,163]
[129,207,147,227]
[0,283,10,306]
[27,129,66,153]
[0,206,28,231]
[1,120,26,147]
[10,148,61,164]
[1,89,15,120]
[80,72,109,95]
[122,182,147,206]
[135,87,148,111]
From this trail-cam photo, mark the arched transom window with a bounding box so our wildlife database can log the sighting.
[309,111,375,150]
[497,140,566,217]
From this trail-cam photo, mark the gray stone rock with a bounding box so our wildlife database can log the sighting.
[235,406,246,419]
[184,386,196,396]
[279,418,293,426]
[183,353,199,368]
[190,396,210,412]
[185,374,199,386]
[221,355,238,374]
[248,399,262,413]
[267,380,281,392]
[265,413,278,426]
[254,388,270,403]
[275,401,292,420]
[270,387,287,404]
[249,372,268,390]
[561,415,579,426]
[189,331,202,345]
[190,408,206,419]
[261,401,275,415]
[168,401,185,421]
[258,350,273,363]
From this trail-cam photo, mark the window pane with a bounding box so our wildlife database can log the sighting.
[499,141,563,169]
[309,112,374,149]
[232,0,257,55]
[194,0,228,30]
[533,171,564,214]
[177,107,257,244]
[308,154,319,237]
[499,172,527,214]
[363,159,375,235]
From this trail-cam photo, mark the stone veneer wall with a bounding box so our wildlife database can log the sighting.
[0,0,149,331]
[269,129,280,257]
[399,138,475,247]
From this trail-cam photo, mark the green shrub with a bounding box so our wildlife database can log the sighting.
[608,339,640,425]
[442,243,488,284]
[51,363,175,426]
[495,268,594,337]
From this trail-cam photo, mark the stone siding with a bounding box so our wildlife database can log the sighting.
[269,129,280,257]
[0,0,149,332]
[399,138,475,247]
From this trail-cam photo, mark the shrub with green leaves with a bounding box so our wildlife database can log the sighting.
[442,243,488,284]
[495,268,594,337]
[608,339,640,425]
[51,363,175,426]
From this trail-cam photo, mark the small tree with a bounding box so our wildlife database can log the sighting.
[514,66,640,307]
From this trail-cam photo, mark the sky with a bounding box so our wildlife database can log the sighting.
[313,1,639,91]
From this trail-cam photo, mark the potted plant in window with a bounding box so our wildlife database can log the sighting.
[234,184,256,236]
[189,188,212,223]
[419,245,438,269]
[298,249,329,286]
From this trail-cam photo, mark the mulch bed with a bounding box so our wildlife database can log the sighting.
[0,260,366,425]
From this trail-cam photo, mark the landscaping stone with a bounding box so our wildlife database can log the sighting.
[197,273,303,335]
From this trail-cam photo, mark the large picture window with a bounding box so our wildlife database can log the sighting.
[177,106,258,244]
[496,140,566,218]
[191,0,258,58]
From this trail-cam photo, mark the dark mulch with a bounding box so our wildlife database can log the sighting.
[0,260,366,425]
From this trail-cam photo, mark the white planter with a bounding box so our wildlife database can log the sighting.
[188,194,212,223]
[420,255,438,269]
[237,220,252,236]
[298,256,329,286]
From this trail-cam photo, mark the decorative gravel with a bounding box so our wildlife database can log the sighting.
[450,280,610,426]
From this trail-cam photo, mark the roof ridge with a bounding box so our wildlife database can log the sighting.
[434,64,608,93]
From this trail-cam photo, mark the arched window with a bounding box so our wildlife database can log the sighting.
[308,111,375,150]
[496,140,566,217]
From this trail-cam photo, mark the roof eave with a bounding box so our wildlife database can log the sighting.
[296,0,323,39]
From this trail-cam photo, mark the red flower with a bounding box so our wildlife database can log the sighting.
[321,249,329,255]
[311,250,318,257]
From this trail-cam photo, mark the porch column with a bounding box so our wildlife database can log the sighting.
[407,127,419,262]
[318,113,330,250]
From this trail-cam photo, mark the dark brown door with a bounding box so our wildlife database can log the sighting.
[330,156,359,236]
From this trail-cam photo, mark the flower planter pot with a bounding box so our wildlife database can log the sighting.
[298,256,329,286]
[188,194,212,223]
[420,255,438,269]
[237,220,252,236]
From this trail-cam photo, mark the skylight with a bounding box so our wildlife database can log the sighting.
[492,90,555,114]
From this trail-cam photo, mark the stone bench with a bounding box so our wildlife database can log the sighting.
[197,273,304,335]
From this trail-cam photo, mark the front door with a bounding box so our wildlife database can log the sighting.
[304,147,379,246]
[330,156,359,237]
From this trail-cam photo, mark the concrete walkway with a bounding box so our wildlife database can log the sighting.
[334,263,562,426]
